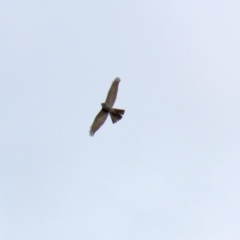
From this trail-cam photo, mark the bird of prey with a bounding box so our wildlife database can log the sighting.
[89,77,125,136]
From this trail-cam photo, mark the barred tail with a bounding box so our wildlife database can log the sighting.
[110,108,125,123]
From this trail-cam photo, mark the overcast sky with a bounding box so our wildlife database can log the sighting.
[1,1,240,239]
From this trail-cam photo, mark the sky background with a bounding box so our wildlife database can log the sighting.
[1,1,240,239]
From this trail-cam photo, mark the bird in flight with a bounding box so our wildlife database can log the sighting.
[89,77,125,136]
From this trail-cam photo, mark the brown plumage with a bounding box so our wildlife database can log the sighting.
[89,78,125,136]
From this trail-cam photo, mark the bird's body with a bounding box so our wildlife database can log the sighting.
[101,103,112,112]
[89,78,125,136]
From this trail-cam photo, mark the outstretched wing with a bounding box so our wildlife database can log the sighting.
[105,77,120,107]
[89,109,108,136]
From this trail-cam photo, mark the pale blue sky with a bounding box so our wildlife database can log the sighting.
[1,1,240,239]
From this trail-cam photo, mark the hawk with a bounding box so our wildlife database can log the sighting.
[89,77,125,136]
